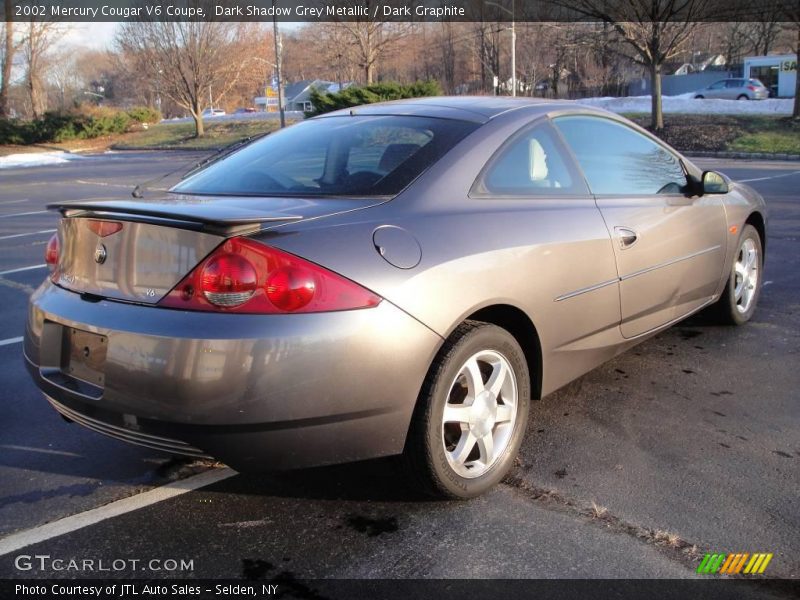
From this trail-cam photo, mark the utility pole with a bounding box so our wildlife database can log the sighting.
[511,0,516,96]
[272,3,286,128]
[486,0,516,96]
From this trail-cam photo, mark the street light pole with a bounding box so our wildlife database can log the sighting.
[511,0,516,96]
[486,0,516,96]
[272,3,286,129]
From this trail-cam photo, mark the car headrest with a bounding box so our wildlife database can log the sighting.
[529,138,549,181]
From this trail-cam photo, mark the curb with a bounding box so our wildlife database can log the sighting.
[685,151,800,161]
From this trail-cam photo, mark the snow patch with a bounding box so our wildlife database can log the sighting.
[575,95,793,116]
[0,151,85,169]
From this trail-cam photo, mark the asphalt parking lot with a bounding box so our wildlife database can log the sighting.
[0,153,797,582]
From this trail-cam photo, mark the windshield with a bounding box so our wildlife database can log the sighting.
[171,115,478,197]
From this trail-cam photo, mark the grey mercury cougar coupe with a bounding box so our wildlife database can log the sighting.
[24,97,766,498]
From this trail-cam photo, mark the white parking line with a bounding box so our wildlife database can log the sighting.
[0,210,48,218]
[0,229,56,241]
[0,264,46,276]
[738,171,800,183]
[0,337,23,347]
[0,444,81,457]
[75,179,137,189]
[0,467,236,555]
[0,199,29,206]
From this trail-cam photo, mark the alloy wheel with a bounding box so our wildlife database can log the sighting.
[734,237,759,314]
[441,350,517,478]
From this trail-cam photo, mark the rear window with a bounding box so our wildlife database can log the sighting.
[172,115,478,197]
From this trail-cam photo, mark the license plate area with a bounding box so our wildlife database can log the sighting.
[61,327,107,387]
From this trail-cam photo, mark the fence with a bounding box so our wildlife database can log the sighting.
[629,69,742,97]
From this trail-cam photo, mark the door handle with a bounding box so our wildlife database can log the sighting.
[615,227,638,249]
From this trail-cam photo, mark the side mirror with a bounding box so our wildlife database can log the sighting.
[702,171,729,195]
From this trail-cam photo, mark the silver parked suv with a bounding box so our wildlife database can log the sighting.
[694,78,769,100]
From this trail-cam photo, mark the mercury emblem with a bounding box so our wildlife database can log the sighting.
[94,244,107,264]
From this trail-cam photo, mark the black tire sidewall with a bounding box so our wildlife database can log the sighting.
[423,324,530,498]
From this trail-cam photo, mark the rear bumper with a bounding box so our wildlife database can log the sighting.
[24,281,442,471]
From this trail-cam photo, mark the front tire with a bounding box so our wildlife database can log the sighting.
[403,321,530,499]
[710,224,762,325]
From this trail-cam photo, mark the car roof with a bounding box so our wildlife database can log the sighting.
[316,96,585,124]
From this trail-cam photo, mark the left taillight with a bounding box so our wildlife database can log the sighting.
[45,233,60,275]
[158,237,382,314]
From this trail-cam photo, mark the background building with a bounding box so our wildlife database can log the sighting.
[744,54,797,98]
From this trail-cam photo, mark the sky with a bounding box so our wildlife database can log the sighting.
[58,21,300,52]
[60,22,120,50]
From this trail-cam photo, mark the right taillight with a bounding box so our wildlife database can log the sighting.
[158,237,382,314]
[45,233,60,275]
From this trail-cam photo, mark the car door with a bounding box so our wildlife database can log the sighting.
[706,80,727,99]
[725,79,745,99]
[553,115,728,338]
[471,120,621,390]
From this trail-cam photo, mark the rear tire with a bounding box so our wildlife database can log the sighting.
[708,224,762,325]
[403,321,530,499]
[737,94,749,100]
[695,95,704,99]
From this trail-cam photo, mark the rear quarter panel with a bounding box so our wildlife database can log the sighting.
[261,108,624,397]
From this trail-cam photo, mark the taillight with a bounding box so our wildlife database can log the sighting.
[747,85,757,92]
[158,237,382,314]
[266,265,316,311]
[45,233,60,273]
[201,253,258,307]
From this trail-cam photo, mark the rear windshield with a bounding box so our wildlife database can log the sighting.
[172,115,478,197]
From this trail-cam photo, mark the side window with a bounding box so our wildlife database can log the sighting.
[479,123,586,196]
[710,81,726,89]
[553,116,687,196]
[726,79,743,88]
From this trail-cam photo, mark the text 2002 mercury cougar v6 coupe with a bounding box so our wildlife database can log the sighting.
[24,98,766,498]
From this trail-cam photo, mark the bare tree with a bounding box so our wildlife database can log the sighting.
[332,1,410,84]
[721,22,752,65]
[116,20,259,137]
[21,21,60,118]
[550,0,707,130]
[1,0,16,118]
[284,23,359,85]
[48,50,81,110]
[741,1,786,56]
[783,4,800,118]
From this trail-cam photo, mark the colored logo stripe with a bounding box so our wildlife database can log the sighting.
[744,553,773,574]
[698,553,773,575]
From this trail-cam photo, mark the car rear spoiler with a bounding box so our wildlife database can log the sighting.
[47,200,303,236]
